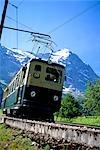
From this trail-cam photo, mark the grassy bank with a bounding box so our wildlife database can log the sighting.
[0,116,99,150]
[0,124,52,150]
[55,116,100,126]
[0,124,34,150]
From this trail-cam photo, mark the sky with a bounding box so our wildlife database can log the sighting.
[0,0,100,76]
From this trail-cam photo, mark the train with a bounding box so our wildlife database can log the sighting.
[1,58,64,122]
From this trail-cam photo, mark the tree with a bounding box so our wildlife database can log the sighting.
[76,95,85,115]
[83,79,100,116]
[59,93,80,118]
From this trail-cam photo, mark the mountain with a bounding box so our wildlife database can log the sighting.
[49,49,99,91]
[0,44,99,99]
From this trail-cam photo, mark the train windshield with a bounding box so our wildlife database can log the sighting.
[45,67,62,83]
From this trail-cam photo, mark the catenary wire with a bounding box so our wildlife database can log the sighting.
[4,1,100,52]
[48,2,100,34]
[6,15,35,31]
[5,1,100,36]
[17,0,25,7]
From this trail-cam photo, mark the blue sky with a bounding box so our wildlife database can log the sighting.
[0,0,100,76]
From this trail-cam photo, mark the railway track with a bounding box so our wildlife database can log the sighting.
[57,122,100,130]
[0,116,100,149]
[0,116,99,130]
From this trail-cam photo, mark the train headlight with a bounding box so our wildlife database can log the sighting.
[53,95,59,101]
[30,91,36,97]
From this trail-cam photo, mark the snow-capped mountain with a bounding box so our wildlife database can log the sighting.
[0,44,99,97]
[40,48,99,92]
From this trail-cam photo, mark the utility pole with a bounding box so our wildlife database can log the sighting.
[0,0,8,40]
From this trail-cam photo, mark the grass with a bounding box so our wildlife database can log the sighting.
[71,116,100,126]
[0,124,52,150]
[0,115,99,150]
[0,109,3,116]
[0,124,34,150]
[55,116,100,126]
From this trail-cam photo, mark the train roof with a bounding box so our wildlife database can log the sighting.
[28,58,65,68]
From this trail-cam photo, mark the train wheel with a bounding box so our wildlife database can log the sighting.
[49,117,55,123]
[10,109,14,117]
[47,114,54,123]
[11,109,17,117]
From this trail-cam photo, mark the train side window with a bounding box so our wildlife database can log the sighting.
[11,85,13,93]
[34,65,41,71]
[13,82,15,91]
[9,86,10,93]
[6,88,9,95]
[22,66,27,79]
[16,78,19,87]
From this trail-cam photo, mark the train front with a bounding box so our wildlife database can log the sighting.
[23,59,64,121]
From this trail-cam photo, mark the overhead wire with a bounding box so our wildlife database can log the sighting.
[17,0,25,7]
[6,16,38,31]
[8,2,19,50]
[47,1,100,60]
[4,1,100,37]
[5,1,100,55]
[7,0,33,50]
[48,2,100,34]
[9,0,27,50]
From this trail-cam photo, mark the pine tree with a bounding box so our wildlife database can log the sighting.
[59,93,80,118]
[83,80,100,116]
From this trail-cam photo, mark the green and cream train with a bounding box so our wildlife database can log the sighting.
[1,58,64,121]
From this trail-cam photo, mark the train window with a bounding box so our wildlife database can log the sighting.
[45,67,62,83]
[10,85,13,93]
[34,65,41,71]
[22,66,27,79]
[16,78,19,87]
[13,82,15,91]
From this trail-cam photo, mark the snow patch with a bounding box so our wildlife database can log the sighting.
[50,48,71,64]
